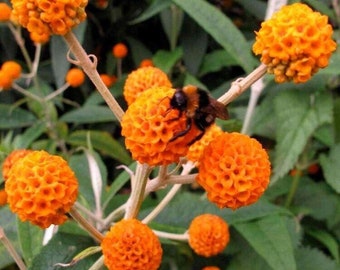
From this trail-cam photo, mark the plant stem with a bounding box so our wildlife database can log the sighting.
[0,226,27,270]
[284,170,302,208]
[69,206,104,242]
[218,63,267,105]
[63,31,124,122]
[154,230,188,241]
[124,163,151,219]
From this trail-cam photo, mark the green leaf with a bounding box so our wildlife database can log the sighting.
[28,232,99,270]
[172,0,255,73]
[128,0,172,24]
[67,130,131,165]
[272,90,332,184]
[306,228,340,263]
[199,49,239,76]
[13,121,46,149]
[320,144,340,193]
[236,0,266,20]
[235,214,296,270]
[333,98,340,144]
[183,73,207,90]
[295,246,338,270]
[60,105,118,124]
[153,48,183,74]
[17,219,44,268]
[160,5,184,49]
[0,104,37,129]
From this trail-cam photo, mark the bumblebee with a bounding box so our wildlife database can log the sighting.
[169,85,228,144]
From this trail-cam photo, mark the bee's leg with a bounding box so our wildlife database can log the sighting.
[187,130,205,146]
[169,118,192,142]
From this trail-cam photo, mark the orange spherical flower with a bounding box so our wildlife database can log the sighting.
[187,124,223,164]
[0,70,13,90]
[5,150,79,228]
[66,67,85,87]
[253,3,337,83]
[123,66,172,105]
[10,0,87,39]
[202,267,220,270]
[2,61,22,79]
[101,219,162,270]
[139,59,154,67]
[2,149,32,181]
[0,189,8,206]
[121,86,201,166]
[197,132,271,210]
[100,73,115,87]
[112,42,128,59]
[188,214,229,257]
[0,3,12,21]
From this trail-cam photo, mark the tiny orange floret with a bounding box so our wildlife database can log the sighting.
[5,150,79,228]
[253,3,337,83]
[121,86,201,166]
[112,42,128,59]
[0,3,12,21]
[123,66,172,105]
[2,149,33,181]
[139,59,154,67]
[66,68,85,87]
[202,267,221,270]
[101,219,162,270]
[197,132,271,210]
[188,214,229,257]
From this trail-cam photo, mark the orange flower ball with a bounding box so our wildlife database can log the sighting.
[121,86,201,166]
[2,61,22,79]
[112,43,128,59]
[197,132,271,210]
[100,73,115,87]
[66,68,85,87]
[101,219,162,270]
[0,3,12,21]
[2,149,33,181]
[0,70,14,90]
[139,59,154,67]
[202,267,220,270]
[186,124,223,164]
[5,150,79,228]
[253,3,337,83]
[188,214,229,257]
[123,66,172,105]
[10,0,87,39]
[0,189,8,206]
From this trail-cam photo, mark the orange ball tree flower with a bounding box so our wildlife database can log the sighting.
[2,149,32,181]
[66,67,85,87]
[0,3,12,21]
[0,189,8,206]
[100,73,115,87]
[139,58,154,67]
[0,70,14,90]
[5,150,79,228]
[2,61,22,80]
[197,132,271,210]
[101,219,163,270]
[123,66,172,105]
[202,267,220,270]
[188,214,230,257]
[112,42,128,59]
[253,3,337,83]
[121,86,201,166]
[10,0,88,41]
[186,124,223,164]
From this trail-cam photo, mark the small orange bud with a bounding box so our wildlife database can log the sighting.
[188,214,229,257]
[197,132,271,210]
[308,163,319,175]
[101,219,162,270]
[100,73,115,87]
[0,189,7,206]
[65,68,85,87]
[0,3,12,21]
[2,61,22,79]
[202,267,220,270]
[139,59,154,67]
[112,43,128,59]
[0,70,13,90]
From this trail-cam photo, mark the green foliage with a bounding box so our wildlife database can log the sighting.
[1,0,340,269]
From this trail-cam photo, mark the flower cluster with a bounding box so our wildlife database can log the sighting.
[101,219,162,270]
[2,149,32,180]
[66,67,85,87]
[0,3,12,21]
[253,3,337,83]
[5,150,79,228]
[0,61,22,90]
[197,132,271,210]
[123,66,172,105]
[112,43,128,59]
[188,214,229,257]
[121,86,201,165]
[10,0,88,43]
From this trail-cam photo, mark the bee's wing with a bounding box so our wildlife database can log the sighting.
[203,97,229,120]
